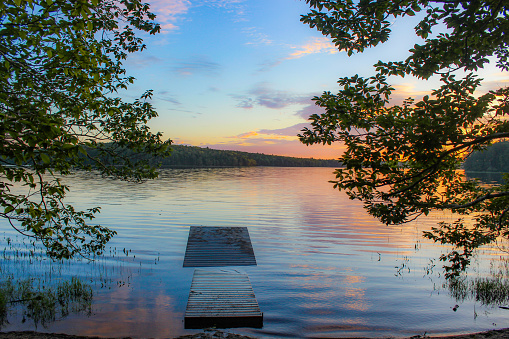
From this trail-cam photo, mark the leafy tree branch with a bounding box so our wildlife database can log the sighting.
[300,0,509,277]
[0,0,171,259]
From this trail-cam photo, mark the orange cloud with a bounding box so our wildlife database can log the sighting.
[237,131,260,138]
[388,72,509,106]
[203,139,345,159]
[389,82,431,106]
[203,128,346,158]
[286,37,338,60]
[230,131,297,144]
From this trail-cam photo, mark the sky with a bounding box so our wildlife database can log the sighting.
[121,0,509,159]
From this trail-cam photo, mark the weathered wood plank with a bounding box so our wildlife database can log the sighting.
[185,270,263,329]
[183,226,257,267]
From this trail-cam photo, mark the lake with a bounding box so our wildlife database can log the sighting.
[1,167,508,338]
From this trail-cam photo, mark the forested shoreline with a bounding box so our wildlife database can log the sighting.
[89,141,509,171]
[463,141,509,172]
[88,144,340,168]
[161,145,339,167]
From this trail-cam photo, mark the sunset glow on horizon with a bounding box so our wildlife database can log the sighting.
[125,0,509,159]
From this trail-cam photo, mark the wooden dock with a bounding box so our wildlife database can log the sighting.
[185,269,263,329]
[183,226,257,267]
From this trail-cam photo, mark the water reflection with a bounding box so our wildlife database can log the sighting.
[465,171,505,185]
[0,167,507,338]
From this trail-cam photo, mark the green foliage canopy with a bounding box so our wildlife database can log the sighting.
[0,0,171,259]
[299,0,509,277]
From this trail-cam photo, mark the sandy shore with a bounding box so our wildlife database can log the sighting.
[1,328,509,339]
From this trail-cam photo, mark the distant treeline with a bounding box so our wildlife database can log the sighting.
[161,145,340,167]
[463,141,509,172]
[87,144,340,168]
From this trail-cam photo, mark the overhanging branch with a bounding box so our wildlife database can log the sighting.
[444,191,509,209]
[380,132,509,196]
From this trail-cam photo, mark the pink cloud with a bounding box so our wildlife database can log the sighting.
[149,0,191,33]
[258,123,311,136]
[296,102,325,120]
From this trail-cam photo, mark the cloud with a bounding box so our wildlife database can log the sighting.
[199,0,247,22]
[233,83,311,109]
[154,90,182,105]
[150,0,246,32]
[258,123,311,137]
[258,37,339,72]
[201,136,345,159]
[225,125,308,147]
[387,72,509,106]
[257,60,282,72]
[149,0,191,33]
[159,96,181,105]
[285,37,339,60]
[172,56,222,77]
[234,96,254,109]
[478,75,509,93]
[166,108,202,115]
[228,132,294,144]
[384,82,431,106]
[243,27,273,46]
[125,55,163,69]
[296,102,325,120]
[237,131,260,138]
[225,123,315,147]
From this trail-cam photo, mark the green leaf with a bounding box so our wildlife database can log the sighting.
[78,146,88,155]
[40,153,50,164]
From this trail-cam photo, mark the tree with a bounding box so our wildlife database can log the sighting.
[0,0,171,259]
[298,0,509,277]
[463,141,509,172]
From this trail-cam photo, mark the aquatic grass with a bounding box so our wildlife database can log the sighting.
[0,278,13,327]
[57,277,93,317]
[17,278,58,327]
[446,253,509,306]
[447,276,509,306]
[0,233,159,328]
[0,235,94,328]
[474,277,509,305]
[0,276,93,328]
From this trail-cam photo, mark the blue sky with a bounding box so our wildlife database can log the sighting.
[123,0,509,159]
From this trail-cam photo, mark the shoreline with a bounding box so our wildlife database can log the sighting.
[1,328,509,339]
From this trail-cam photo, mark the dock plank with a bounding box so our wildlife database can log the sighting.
[183,226,257,267]
[185,270,263,329]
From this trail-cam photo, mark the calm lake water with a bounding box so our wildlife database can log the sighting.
[1,167,508,338]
